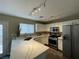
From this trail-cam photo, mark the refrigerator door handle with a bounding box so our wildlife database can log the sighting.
[63,35,66,40]
[63,34,69,40]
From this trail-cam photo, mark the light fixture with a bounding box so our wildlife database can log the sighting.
[34,10,38,13]
[30,0,47,15]
[38,8,41,11]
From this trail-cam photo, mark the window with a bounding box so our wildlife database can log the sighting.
[0,25,3,54]
[20,23,34,34]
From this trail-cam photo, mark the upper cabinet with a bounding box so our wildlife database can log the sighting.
[62,19,79,25]
[49,19,79,32]
[50,23,63,32]
[35,24,50,32]
[35,19,79,32]
[72,19,79,25]
[62,21,73,25]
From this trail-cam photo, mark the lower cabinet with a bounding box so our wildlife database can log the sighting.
[34,51,47,59]
[35,34,49,45]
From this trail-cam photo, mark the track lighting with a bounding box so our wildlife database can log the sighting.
[30,0,47,15]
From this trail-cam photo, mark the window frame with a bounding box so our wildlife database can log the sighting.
[19,23,35,35]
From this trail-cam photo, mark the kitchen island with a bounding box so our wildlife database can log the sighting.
[10,37,49,59]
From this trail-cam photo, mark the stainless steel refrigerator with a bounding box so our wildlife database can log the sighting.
[63,24,79,59]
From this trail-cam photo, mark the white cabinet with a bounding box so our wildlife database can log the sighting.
[58,38,63,51]
[72,19,79,25]
[35,24,50,32]
[62,21,73,25]
[62,19,79,25]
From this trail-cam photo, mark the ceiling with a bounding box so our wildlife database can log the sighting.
[0,0,79,21]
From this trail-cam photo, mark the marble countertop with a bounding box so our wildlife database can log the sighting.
[10,38,49,59]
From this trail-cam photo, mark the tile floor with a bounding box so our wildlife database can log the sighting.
[47,48,69,59]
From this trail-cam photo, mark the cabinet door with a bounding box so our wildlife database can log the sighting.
[72,25,79,59]
[62,25,72,58]
[72,19,79,25]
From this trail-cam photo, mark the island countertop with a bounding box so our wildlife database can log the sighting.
[10,37,49,59]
